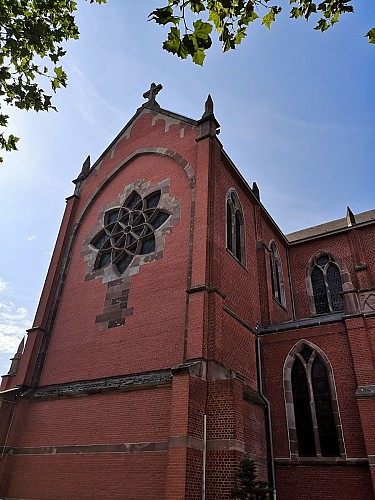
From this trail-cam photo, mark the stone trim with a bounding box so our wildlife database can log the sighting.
[207,439,245,453]
[243,386,266,408]
[257,313,344,335]
[356,385,375,399]
[223,306,257,334]
[275,457,368,467]
[20,370,172,400]
[5,437,248,458]
[169,436,203,450]
[9,442,169,456]
[186,284,226,299]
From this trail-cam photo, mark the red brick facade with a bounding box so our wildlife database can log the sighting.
[0,88,374,499]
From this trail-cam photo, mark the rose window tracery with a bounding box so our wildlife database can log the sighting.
[90,189,170,275]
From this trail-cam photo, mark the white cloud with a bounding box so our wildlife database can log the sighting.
[0,278,10,292]
[0,301,31,354]
[26,235,36,241]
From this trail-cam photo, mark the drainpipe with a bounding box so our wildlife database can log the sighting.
[256,335,276,500]
[202,413,207,500]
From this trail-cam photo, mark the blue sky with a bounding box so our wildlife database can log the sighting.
[0,0,374,376]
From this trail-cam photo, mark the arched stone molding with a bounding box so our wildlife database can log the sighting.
[283,339,346,460]
[77,148,195,225]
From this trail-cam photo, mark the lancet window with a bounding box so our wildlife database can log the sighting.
[269,242,285,306]
[226,190,245,265]
[284,342,344,459]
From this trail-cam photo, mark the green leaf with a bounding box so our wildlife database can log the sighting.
[192,19,213,39]
[208,10,223,31]
[365,28,375,44]
[190,0,205,14]
[163,27,183,54]
[192,47,206,65]
[234,27,247,45]
[262,10,276,30]
[148,6,180,25]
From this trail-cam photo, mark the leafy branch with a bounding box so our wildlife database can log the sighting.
[150,0,374,65]
[0,0,106,163]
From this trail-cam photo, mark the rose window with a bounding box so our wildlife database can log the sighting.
[90,190,170,275]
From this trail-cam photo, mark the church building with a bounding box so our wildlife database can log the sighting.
[0,85,374,499]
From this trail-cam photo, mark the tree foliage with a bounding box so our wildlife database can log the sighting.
[150,0,374,65]
[231,455,269,500]
[0,0,106,162]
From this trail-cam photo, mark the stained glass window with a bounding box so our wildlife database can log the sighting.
[269,242,285,305]
[327,264,345,312]
[312,357,340,457]
[226,190,244,265]
[290,345,340,458]
[311,254,344,315]
[292,357,316,457]
[226,201,232,253]
[311,267,329,314]
[235,212,242,261]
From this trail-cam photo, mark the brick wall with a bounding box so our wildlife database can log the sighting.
[275,465,374,500]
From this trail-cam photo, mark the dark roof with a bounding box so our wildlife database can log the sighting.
[287,209,375,243]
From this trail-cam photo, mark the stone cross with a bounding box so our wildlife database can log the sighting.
[143,83,163,106]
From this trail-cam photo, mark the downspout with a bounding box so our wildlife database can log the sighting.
[256,335,276,500]
[202,413,207,500]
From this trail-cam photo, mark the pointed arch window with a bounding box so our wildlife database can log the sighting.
[269,242,285,306]
[284,342,344,459]
[310,254,344,314]
[226,190,245,265]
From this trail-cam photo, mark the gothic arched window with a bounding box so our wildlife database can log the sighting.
[269,242,285,306]
[226,190,245,265]
[284,342,344,459]
[310,254,344,314]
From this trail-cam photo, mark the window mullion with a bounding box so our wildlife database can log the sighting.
[231,209,236,255]
[306,356,322,456]
[323,265,333,313]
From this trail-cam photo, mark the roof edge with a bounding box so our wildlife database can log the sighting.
[73,104,198,185]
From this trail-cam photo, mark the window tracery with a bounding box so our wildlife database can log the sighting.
[90,189,170,276]
[310,254,344,314]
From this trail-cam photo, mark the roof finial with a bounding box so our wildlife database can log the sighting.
[81,155,90,175]
[252,182,260,201]
[7,337,24,376]
[202,94,214,118]
[346,206,356,227]
[143,82,163,108]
